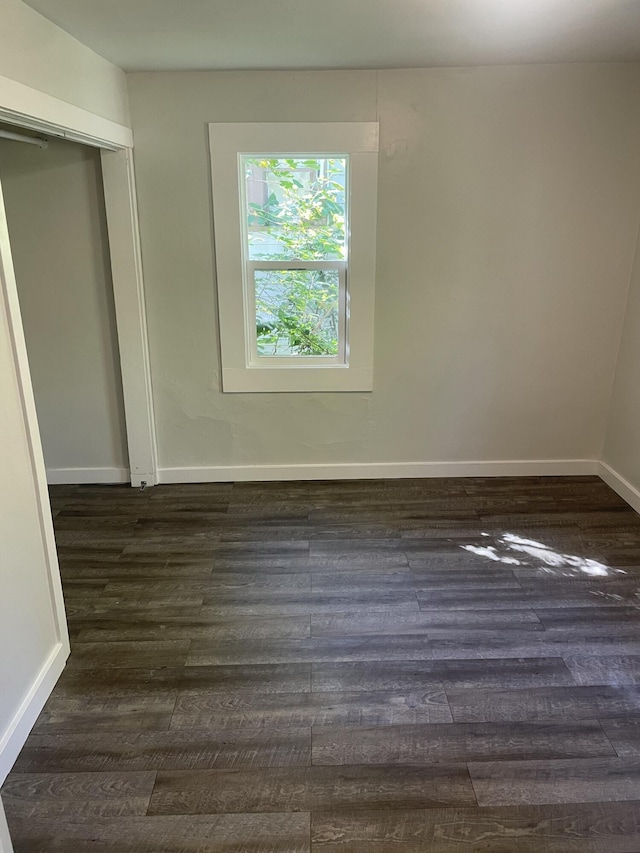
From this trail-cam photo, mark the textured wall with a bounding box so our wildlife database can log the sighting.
[127,65,640,471]
[0,0,129,125]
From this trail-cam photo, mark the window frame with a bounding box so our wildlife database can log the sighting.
[208,122,378,393]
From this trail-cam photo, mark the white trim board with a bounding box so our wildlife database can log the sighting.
[159,459,598,483]
[46,467,130,485]
[599,461,640,515]
[100,149,158,488]
[0,74,132,150]
[0,642,67,785]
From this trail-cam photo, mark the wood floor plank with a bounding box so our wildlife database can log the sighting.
[6,813,310,852]
[199,590,420,616]
[33,694,176,732]
[89,593,205,610]
[73,613,311,642]
[447,685,640,722]
[312,658,575,691]
[410,569,523,589]
[61,562,215,579]
[309,507,478,524]
[102,573,312,596]
[209,540,310,555]
[45,667,188,699]
[600,717,640,757]
[1,772,156,818]
[409,631,640,660]
[306,555,410,571]
[400,517,584,536]
[565,655,640,686]
[306,523,405,541]
[148,764,475,815]
[416,586,638,609]
[312,720,615,765]
[51,663,311,697]
[311,801,640,852]
[170,688,452,728]
[60,579,108,600]
[468,757,640,805]
[66,641,190,669]
[309,539,408,555]
[186,635,451,666]
[534,606,640,633]
[310,572,414,593]
[311,609,543,636]
[10,728,311,773]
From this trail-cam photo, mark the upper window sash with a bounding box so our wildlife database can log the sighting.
[240,155,349,264]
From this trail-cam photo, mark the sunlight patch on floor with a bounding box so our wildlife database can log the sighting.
[461,532,625,578]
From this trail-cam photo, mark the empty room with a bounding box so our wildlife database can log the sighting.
[2,0,640,851]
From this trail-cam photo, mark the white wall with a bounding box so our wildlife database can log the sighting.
[127,65,640,475]
[0,136,129,480]
[0,0,129,126]
[602,224,640,501]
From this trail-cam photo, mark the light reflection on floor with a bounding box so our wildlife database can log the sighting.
[461,532,625,578]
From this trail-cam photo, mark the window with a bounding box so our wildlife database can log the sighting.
[246,156,347,361]
[209,123,378,392]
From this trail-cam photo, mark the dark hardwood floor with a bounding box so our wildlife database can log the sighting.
[4,475,640,851]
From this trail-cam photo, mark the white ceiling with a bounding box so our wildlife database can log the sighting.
[22,0,640,72]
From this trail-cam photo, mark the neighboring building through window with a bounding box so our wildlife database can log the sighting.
[209,123,378,392]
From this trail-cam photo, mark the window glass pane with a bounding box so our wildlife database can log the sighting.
[244,157,347,261]
[255,269,340,356]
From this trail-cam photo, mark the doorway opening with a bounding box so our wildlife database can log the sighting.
[0,125,130,486]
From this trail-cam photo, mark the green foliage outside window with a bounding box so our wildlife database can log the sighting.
[245,157,346,356]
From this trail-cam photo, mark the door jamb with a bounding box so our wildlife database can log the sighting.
[101,148,158,487]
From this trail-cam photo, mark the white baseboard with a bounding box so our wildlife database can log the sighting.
[599,461,640,515]
[46,466,130,485]
[0,641,68,786]
[158,459,598,484]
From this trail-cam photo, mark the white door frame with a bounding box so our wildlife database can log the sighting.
[101,149,158,487]
[0,74,158,487]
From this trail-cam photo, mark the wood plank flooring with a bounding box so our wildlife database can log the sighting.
[4,475,640,851]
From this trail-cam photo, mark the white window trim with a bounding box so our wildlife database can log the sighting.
[208,122,379,393]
